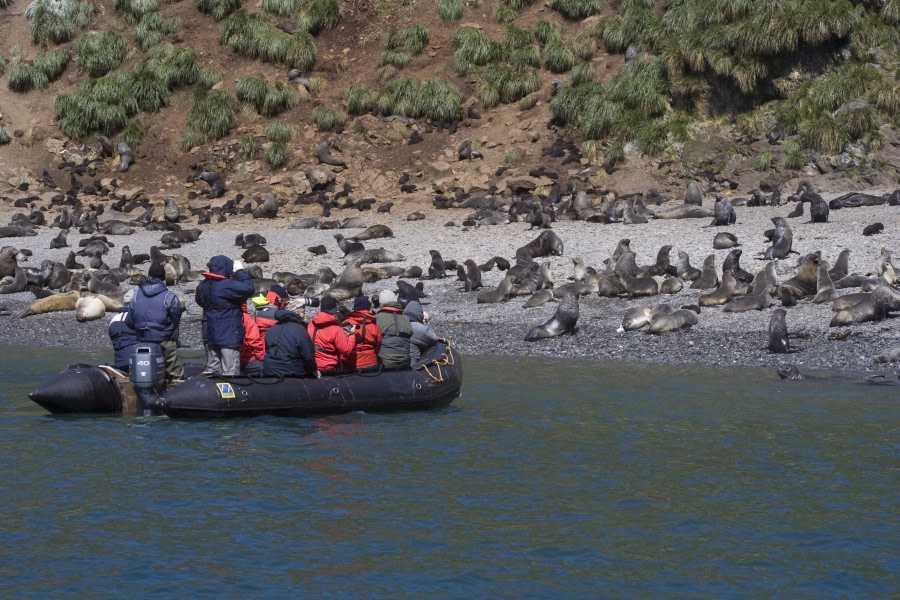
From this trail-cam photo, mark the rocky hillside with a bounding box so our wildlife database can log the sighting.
[0,0,898,204]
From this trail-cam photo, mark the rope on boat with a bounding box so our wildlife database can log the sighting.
[421,339,455,383]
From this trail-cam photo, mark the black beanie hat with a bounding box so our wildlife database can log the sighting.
[148,262,166,280]
[319,296,338,313]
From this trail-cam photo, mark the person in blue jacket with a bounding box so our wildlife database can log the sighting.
[195,255,256,376]
[108,309,138,372]
[125,262,184,381]
[263,303,318,378]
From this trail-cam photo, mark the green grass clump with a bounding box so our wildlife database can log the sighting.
[220,12,316,70]
[754,151,773,172]
[453,27,500,72]
[543,40,575,73]
[28,0,97,46]
[199,66,223,88]
[480,64,541,105]
[570,62,594,85]
[532,19,561,45]
[265,121,293,143]
[144,44,199,88]
[379,50,411,69]
[121,118,146,148]
[198,0,241,21]
[134,11,180,51]
[380,24,429,68]
[345,81,376,115]
[115,0,157,23]
[784,141,806,169]
[8,49,70,92]
[55,72,139,139]
[311,105,346,131]
[0,126,10,144]
[265,142,288,169]
[239,135,261,159]
[493,5,516,23]
[439,0,462,21]
[181,88,234,150]
[570,32,596,61]
[74,32,128,77]
[261,0,340,34]
[129,60,171,111]
[518,94,537,110]
[236,77,298,117]
[376,75,463,121]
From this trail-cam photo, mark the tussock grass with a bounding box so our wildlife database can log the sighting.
[480,64,541,105]
[377,75,463,121]
[147,44,200,88]
[307,75,327,94]
[570,32,596,61]
[439,0,462,21]
[220,12,316,70]
[264,121,293,143]
[345,81,376,115]
[8,49,70,92]
[261,0,340,34]
[115,0,158,24]
[28,0,97,46]
[199,66,223,88]
[129,60,171,111]
[504,150,519,165]
[754,151,773,171]
[543,40,575,73]
[799,117,848,154]
[580,139,596,161]
[493,5,516,23]
[197,0,241,21]
[379,50,411,69]
[351,119,367,141]
[55,72,139,139]
[180,88,234,150]
[236,76,268,108]
[134,11,180,51]
[236,77,298,117]
[311,104,346,131]
[452,27,500,71]
[239,135,260,159]
[835,105,877,139]
[121,118,146,148]
[570,62,594,85]
[532,19,561,45]
[606,142,625,165]
[784,141,807,169]
[550,0,600,20]
[266,142,288,169]
[0,126,10,144]
[74,31,129,77]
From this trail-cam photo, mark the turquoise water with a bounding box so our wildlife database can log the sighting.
[1,347,897,598]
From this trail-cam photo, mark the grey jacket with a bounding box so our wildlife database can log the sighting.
[403,300,438,365]
[375,303,413,369]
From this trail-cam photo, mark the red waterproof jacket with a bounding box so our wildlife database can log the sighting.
[341,310,383,370]
[240,307,265,366]
[307,311,357,371]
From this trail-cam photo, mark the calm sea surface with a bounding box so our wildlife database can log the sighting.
[0,346,897,598]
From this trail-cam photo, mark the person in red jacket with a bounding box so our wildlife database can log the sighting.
[240,303,265,376]
[341,295,383,372]
[307,296,356,374]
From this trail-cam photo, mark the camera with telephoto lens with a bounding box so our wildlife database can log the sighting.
[292,296,320,308]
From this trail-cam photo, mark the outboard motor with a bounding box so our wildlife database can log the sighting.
[129,344,166,414]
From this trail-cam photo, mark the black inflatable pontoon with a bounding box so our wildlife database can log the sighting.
[29,340,462,419]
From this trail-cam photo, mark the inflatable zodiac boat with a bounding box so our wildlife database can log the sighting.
[29,340,462,419]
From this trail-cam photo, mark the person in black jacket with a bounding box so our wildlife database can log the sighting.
[195,255,255,376]
[125,262,184,381]
[263,308,317,377]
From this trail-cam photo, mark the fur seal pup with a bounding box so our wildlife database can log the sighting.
[427,250,447,279]
[117,142,134,172]
[699,271,737,307]
[119,245,134,268]
[18,291,81,317]
[75,295,107,322]
[401,265,423,278]
[776,253,820,304]
[307,245,327,256]
[830,285,900,326]
[344,248,405,265]
[457,140,483,161]
[570,257,586,282]
[777,365,804,380]
[316,141,346,167]
[711,195,736,226]
[622,306,652,331]
[552,281,598,298]
[163,196,181,223]
[242,245,270,263]
[334,233,365,255]
[828,249,850,281]
[676,251,701,282]
[50,229,68,249]
[462,259,482,291]
[807,193,829,223]
[786,201,803,219]
[477,276,514,304]
[660,277,683,295]
[723,286,772,312]
[722,249,754,284]
[831,292,870,312]
[764,217,793,260]
[768,308,792,353]
[0,226,37,238]
[862,222,884,236]
[812,259,837,304]
[519,230,564,258]
[713,232,739,249]
[524,293,578,342]
[647,308,698,334]
[523,289,554,308]
[351,224,393,241]
[646,245,676,277]
[690,254,718,289]
[873,346,900,364]
[252,194,279,219]
[161,229,202,245]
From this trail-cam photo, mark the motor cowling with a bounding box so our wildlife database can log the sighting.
[129,344,165,412]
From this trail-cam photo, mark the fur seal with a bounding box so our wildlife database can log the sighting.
[344,248,405,265]
[316,141,346,167]
[524,293,578,342]
[776,253,820,304]
[0,267,26,294]
[713,232,739,249]
[653,204,713,220]
[690,254,718,289]
[862,222,883,236]
[873,346,900,364]
[812,259,837,303]
[334,234,365,255]
[699,271,737,307]
[117,142,134,172]
[523,289,554,308]
[351,224,393,241]
[830,285,900,326]
[676,251,701,281]
[161,229,202,245]
[427,250,447,279]
[829,191,887,209]
[163,196,181,223]
[768,308,792,353]
[18,291,80,317]
[0,226,37,238]
[242,245,270,263]
[684,182,702,205]
[477,276,514,304]
[50,230,68,249]
[458,140,483,161]
[647,308,698,334]
[252,194,279,219]
[828,249,850,281]
[646,245,676,277]
[197,170,226,198]
[622,306,652,331]
[711,195,736,226]
[764,217,793,260]
[462,259,482,291]
[519,230,564,258]
[660,277,683,295]
[323,258,365,301]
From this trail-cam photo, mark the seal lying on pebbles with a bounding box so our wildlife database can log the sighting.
[646,307,699,334]
[0,267,26,294]
[477,276,514,304]
[524,293,578,341]
[830,285,900,326]
[18,291,80,317]
[334,234,365,255]
[523,289,554,308]
[351,224,393,241]
[873,346,900,363]
[713,232,739,249]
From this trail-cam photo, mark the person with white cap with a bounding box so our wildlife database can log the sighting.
[374,289,413,370]
[108,289,138,372]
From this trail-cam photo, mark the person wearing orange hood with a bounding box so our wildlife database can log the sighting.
[341,295,383,372]
[307,296,356,375]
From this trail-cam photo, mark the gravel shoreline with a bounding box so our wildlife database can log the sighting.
[1,194,898,377]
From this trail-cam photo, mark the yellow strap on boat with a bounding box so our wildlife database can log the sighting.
[420,339,455,383]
